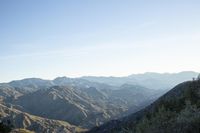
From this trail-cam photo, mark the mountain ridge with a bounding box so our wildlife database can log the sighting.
[88,79,200,133]
[0,71,198,132]
[0,102,84,133]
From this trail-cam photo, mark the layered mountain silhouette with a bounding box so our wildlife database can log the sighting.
[0,71,198,132]
[0,78,158,129]
[88,77,200,133]
[83,71,198,89]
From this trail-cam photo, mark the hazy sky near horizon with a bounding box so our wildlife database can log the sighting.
[0,0,200,82]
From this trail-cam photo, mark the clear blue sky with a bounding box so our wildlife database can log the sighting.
[0,0,200,82]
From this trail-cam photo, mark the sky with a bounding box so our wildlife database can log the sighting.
[0,0,200,82]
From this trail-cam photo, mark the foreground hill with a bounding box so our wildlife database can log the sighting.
[0,103,84,133]
[88,79,200,133]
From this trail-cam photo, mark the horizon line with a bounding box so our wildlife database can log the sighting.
[1,70,199,83]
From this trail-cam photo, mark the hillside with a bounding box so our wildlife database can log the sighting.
[88,79,200,133]
[0,103,84,133]
[12,85,156,128]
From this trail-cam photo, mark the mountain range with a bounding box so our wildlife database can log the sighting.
[88,76,200,133]
[0,71,199,133]
[83,71,198,89]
